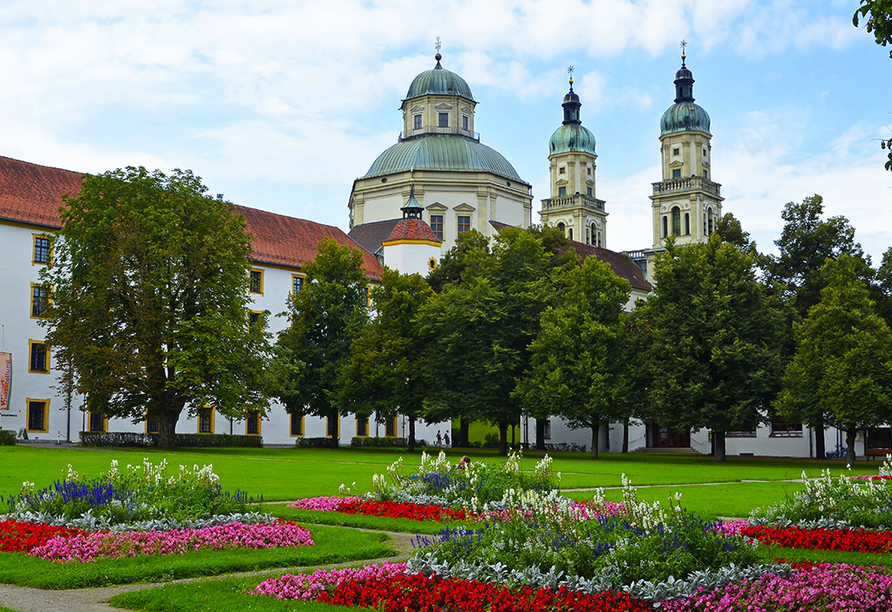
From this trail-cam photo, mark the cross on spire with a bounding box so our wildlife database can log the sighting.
[435,37,441,54]
[568,65,575,89]
[680,39,687,66]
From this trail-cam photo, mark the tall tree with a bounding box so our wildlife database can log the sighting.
[517,256,631,458]
[778,254,892,465]
[41,167,270,449]
[421,227,552,455]
[340,268,434,451]
[767,194,866,457]
[639,235,784,462]
[854,0,892,170]
[275,237,369,449]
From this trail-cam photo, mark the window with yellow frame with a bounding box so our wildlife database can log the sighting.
[30,283,50,318]
[88,412,107,432]
[249,269,264,294]
[32,234,51,265]
[28,340,49,373]
[197,407,214,434]
[356,415,369,437]
[290,412,304,437]
[246,411,261,435]
[26,398,49,432]
[385,416,398,438]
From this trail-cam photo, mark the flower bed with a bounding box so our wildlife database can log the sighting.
[28,519,314,563]
[287,496,468,521]
[0,519,87,553]
[739,523,892,554]
[251,563,651,611]
[662,563,892,612]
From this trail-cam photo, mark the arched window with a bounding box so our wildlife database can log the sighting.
[568,227,573,241]
[597,231,603,247]
[557,222,565,236]
[585,227,591,244]
[671,207,681,236]
[662,216,668,238]
[684,212,690,235]
[707,207,715,235]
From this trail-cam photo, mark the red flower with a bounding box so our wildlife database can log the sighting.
[742,524,892,554]
[0,519,88,553]
[337,499,468,522]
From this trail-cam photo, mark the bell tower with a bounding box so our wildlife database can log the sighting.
[539,68,606,246]
[647,45,723,276]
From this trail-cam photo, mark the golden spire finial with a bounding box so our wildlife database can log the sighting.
[567,65,575,90]
[680,40,687,66]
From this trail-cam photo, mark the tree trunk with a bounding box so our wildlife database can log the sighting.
[814,417,826,459]
[846,427,857,466]
[157,409,179,450]
[407,415,416,453]
[499,420,508,456]
[535,419,546,451]
[714,430,726,462]
[622,420,629,453]
[459,418,470,448]
[590,422,599,459]
[329,407,339,449]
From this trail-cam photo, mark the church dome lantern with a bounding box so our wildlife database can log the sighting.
[404,53,475,102]
[660,52,710,136]
[548,74,597,156]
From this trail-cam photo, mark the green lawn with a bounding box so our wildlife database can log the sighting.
[0,525,394,590]
[0,445,872,506]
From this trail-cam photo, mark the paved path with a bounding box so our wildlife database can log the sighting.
[0,528,415,612]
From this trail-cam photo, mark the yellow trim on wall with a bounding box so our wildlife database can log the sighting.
[25,398,49,433]
[27,339,50,373]
[88,412,108,432]
[381,238,442,247]
[356,416,369,437]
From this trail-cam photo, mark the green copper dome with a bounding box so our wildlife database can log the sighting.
[660,59,711,136]
[549,124,597,156]
[548,81,596,156]
[660,102,711,136]
[362,135,525,183]
[405,55,475,101]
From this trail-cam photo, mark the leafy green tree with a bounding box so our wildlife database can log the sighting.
[275,237,369,448]
[425,229,491,293]
[421,227,552,455]
[41,167,270,449]
[766,195,866,457]
[517,256,631,458]
[778,254,892,465]
[340,268,434,451]
[854,0,892,169]
[639,235,784,462]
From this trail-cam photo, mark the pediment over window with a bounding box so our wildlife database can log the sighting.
[453,203,475,212]
[426,202,447,212]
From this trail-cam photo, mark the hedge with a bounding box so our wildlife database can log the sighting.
[79,431,263,448]
[294,437,339,448]
[350,436,428,448]
[0,430,16,445]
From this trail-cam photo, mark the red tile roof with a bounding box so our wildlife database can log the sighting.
[236,205,383,279]
[0,155,84,228]
[558,241,652,292]
[0,154,383,280]
[384,217,440,243]
[348,218,401,255]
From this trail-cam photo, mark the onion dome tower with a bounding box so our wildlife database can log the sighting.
[381,179,442,276]
[348,42,533,252]
[648,44,723,267]
[539,68,606,247]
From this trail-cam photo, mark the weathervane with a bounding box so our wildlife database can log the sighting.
[568,65,575,89]
[680,39,687,65]
[435,37,442,54]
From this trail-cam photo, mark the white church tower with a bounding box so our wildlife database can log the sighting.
[647,47,723,278]
[539,69,606,246]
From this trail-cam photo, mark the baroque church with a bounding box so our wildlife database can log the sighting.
[0,48,852,458]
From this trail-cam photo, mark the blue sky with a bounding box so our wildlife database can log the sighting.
[1,1,889,263]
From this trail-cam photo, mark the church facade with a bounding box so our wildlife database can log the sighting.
[0,51,860,458]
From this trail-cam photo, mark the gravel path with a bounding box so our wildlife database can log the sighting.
[0,529,415,612]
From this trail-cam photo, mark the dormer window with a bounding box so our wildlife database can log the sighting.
[438,112,448,127]
[413,114,422,129]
